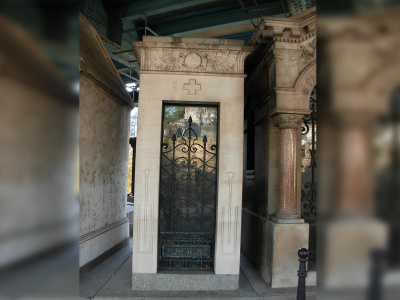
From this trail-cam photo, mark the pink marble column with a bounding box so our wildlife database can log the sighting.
[272,113,304,223]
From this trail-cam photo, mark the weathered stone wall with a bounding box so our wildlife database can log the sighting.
[79,76,130,267]
[79,76,130,234]
[79,13,133,268]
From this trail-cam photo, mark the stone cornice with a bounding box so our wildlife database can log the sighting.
[138,70,247,78]
[250,6,316,45]
[80,71,134,110]
[133,36,253,75]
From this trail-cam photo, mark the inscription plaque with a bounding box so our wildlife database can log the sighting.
[162,245,211,259]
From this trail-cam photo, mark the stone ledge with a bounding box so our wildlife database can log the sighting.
[138,70,247,78]
[80,218,129,243]
[79,218,129,267]
[132,272,239,291]
[141,35,248,48]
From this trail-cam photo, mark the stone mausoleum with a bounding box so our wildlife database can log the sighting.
[131,36,252,290]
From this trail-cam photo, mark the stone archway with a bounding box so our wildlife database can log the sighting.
[294,61,317,108]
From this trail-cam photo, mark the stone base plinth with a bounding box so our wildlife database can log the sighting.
[80,218,129,268]
[322,217,388,289]
[132,272,239,291]
[263,220,309,288]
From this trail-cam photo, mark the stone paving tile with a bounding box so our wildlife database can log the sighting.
[81,239,316,299]
[80,238,133,299]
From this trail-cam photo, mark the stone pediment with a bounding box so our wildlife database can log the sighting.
[133,36,253,75]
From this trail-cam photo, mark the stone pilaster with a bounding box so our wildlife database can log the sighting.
[271,113,304,223]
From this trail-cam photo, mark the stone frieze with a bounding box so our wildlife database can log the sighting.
[135,47,249,74]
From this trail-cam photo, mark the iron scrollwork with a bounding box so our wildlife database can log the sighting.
[158,115,217,271]
[301,88,317,219]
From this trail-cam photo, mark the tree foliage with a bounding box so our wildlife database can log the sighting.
[164,106,185,124]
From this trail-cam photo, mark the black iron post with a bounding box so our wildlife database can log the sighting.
[368,249,385,300]
[129,137,137,197]
[297,248,309,300]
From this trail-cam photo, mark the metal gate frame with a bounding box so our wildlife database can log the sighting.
[158,104,219,271]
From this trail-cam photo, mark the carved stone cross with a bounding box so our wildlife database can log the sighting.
[183,79,201,95]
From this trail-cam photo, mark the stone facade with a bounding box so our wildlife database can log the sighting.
[242,7,316,288]
[132,36,252,290]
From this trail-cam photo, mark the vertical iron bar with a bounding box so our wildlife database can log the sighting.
[237,0,256,27]
[368,249,385,300]
[281,0,288,17]
[186,116,192,268]
[253,0,264,18]
[129,137,136,196]
[170,134,176,268]
[144,13,148,36]
[311,107,315,210]
[201,135,207,268]
[297,248,308,300]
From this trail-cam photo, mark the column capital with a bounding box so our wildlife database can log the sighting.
[273,113,304,130]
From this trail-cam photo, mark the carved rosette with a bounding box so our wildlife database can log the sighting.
[273,114,304,129]
[133,38,252,75]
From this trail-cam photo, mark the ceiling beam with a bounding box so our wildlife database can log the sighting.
[150,2,284,36]
[122,0,217,19]
[177,19,255,37]
[118,70,139,82]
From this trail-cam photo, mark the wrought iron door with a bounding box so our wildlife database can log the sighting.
[158,106,218,271]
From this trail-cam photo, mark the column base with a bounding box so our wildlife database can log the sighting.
[322,217,388,289]
[262,220,309,288]
[270,212,304,224]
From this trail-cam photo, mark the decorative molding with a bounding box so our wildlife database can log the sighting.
[294,60,317,92]
[250,7,316,45]
[135,169,156,253]
[149,48,242,73]
[136,203,156,253]
[300,38,316,61]
[301,74,316,97]
[221,205,239,255]
[80,218,128,243]
[133,39,253,75]
[273,113,304,129]
[138,70,247,78]
[221,171,238,255]
[143,169,150,203]
[273,31,316,43]
[183,79,201,95]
